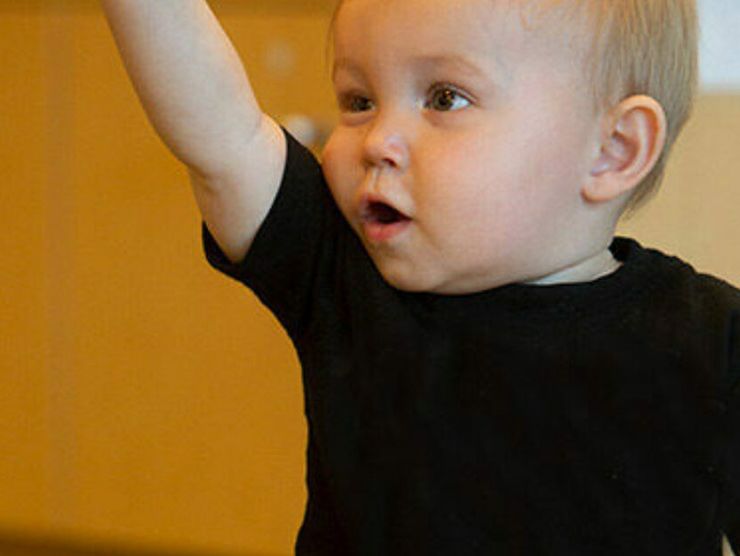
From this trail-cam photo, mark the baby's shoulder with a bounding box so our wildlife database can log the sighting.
[639,242,740,315]
[687,268,740,315]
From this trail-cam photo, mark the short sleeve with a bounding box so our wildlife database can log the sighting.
[202,128,343,338]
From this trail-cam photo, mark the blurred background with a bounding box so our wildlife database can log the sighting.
[0,1,738,555]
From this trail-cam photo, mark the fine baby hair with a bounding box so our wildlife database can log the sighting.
[531,0,699,213]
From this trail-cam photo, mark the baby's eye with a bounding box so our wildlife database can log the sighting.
[425,86,471,112]
[339,94,375,113]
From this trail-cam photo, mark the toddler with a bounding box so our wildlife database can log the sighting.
[102,0,740,554]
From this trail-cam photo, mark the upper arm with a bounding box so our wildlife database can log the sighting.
[189,114,287,264]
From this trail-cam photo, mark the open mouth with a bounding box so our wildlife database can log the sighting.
[360,200,412,243]
[363,201,410,225]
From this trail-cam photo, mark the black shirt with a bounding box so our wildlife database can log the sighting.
[203,130,740,555]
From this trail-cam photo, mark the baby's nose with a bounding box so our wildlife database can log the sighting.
[362,118,409,170]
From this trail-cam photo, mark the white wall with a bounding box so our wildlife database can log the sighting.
[699,0,740,92]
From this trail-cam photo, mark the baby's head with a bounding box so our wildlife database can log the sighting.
[321,0,698,294]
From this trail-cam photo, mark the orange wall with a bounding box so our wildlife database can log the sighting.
[1,2,334,555]
[1,1,738,555]
[1,0,52,537]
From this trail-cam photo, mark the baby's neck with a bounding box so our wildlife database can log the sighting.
[525,249,622,286]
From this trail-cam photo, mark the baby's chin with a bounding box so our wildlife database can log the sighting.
[365,253,433,293]
[370,255,514,295]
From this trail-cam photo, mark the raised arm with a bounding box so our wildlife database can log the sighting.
[101,0,286,263]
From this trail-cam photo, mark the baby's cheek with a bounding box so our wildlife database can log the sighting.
[321,138,358,220]
[321,137,345,186]
[320,133,340,174]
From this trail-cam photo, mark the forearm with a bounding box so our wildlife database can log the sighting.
[101,0,262,180]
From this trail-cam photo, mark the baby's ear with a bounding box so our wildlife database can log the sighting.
[583,95,667,204]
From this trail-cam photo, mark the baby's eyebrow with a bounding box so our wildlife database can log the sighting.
[409,54,493,80]
[332,58,362,82]
[332,53,503,85]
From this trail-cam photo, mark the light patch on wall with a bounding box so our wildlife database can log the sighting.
[699,0,740,92]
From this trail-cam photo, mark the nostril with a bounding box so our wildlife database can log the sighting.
[363,151,401,170]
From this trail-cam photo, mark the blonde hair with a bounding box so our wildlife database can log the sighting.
[539,0,699,214]
[329,0,699,215]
